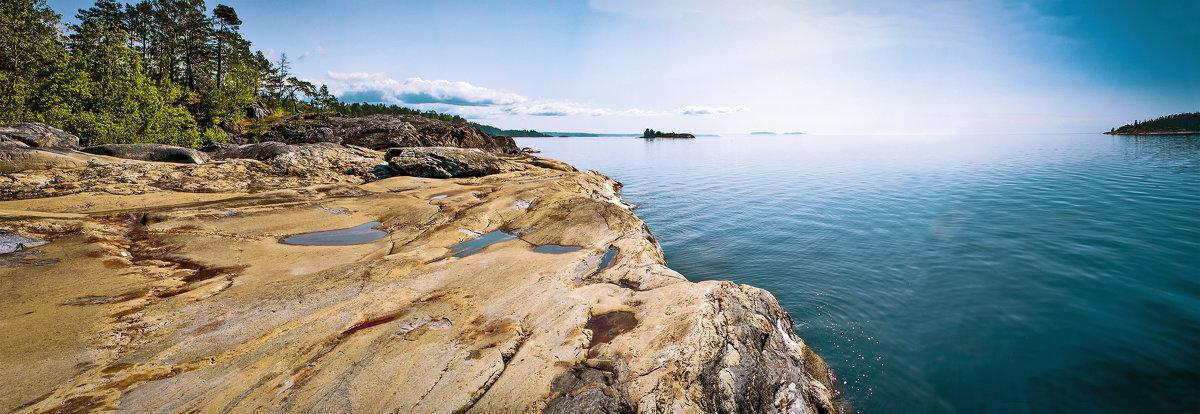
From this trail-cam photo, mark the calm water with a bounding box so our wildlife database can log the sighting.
[516,134,1200,413]
[279,221,386,246]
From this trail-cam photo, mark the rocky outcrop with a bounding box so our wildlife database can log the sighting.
[258,126,341,145]
[327,115,520,154]
[82,143,211,164]
[0,146,90,174]
[246,101,273,119]
[385,146,519,178]
[209,142,382,179]
[0,144,387,200]
[0,123,81,150]
[0,155,838,413]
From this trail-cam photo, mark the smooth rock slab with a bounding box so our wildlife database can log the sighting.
[386,146,513,178]
[82,143,211,164]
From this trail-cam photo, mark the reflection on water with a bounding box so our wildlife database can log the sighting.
[518,134,1200,413]
[280,222,386,246]
[449,231,518,257]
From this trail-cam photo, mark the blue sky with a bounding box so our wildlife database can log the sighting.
[51,0,1200,134]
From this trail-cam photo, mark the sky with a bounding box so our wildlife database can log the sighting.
[51,0,1200,134]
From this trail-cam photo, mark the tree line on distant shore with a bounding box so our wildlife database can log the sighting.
[1110,112,1200,134]
[0,0,488,148]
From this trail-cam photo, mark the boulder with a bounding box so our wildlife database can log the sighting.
[260,126,340,145]
[328,115,520,154]
[208,141,299,161]
[246,101,273,119]
[81,143,211,164]
[0,147,89,174]
[0,123,81,150]
[385,147,511,178]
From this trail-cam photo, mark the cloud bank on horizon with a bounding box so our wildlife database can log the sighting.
[320,72,747,120]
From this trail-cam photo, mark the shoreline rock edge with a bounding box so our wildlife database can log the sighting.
[0,150,839,413]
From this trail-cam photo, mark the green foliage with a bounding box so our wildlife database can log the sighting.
[473,123,547,137]
[0,0,65,122]
[1112,112,1200,134]
[202,126,227,144]
[331,102,470,124]
[0,0,545,148]
[0,0,273,147]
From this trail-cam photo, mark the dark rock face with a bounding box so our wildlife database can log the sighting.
[328,115,519,154]
[385,147,508,178]
[81,143,211,164]
[0,123,81,150]
[544,362,634,414]
[259,126,341,145]
[208,141,299,161]
[246,102,273,119]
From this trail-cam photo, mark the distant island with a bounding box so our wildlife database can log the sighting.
[750,131,776,135]
[1107,112,1200,135]
[642,128,695,138]
[471,124,549,137]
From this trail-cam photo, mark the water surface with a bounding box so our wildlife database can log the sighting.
[450,231,519,257]
[280,222,386,246]
[517,133,1200,413]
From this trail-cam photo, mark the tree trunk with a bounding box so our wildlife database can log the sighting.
[216,23,223,92]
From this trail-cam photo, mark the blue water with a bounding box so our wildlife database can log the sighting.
[516,134,1200,413]
[279,221,386,246]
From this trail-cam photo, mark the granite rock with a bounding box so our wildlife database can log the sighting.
[0,123,81,150]
[82,143,211,164]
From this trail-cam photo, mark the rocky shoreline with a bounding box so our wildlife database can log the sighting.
[0,119,839,413]
[1103,130,1199,135]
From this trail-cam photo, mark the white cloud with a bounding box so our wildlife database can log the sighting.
[502,101,610,117]
[322,72,743,119]
[617,108,670,116]
[680,105,749,115]
[326,72,527,107]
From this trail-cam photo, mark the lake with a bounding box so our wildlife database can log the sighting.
[516,133,1200,413]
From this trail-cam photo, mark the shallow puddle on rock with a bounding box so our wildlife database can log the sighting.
[1,231,47,254]
[429,188,474,200]
[280,222,386,246]
[449,231,518,257]
[585,311,638,347]
[533,244,583,254]
[598,247,619,271]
